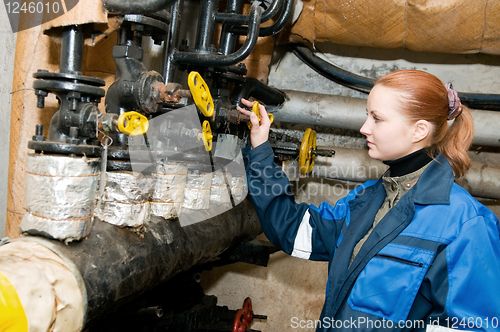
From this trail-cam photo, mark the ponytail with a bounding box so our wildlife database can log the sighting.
[435,105,474,178]
[376,70,474,178]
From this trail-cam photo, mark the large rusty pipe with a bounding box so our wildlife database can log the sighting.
[1,199,261,330]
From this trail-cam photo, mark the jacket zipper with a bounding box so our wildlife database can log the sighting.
[374,254,424,267]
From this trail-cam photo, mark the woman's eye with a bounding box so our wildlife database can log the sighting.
[366,111,381,122]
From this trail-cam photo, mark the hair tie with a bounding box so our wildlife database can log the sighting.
[445,83,463,120]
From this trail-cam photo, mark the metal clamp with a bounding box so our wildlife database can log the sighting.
[0,237,10,247]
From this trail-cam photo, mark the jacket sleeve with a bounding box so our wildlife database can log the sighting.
[433,214,500,331]
[242,141,352,261]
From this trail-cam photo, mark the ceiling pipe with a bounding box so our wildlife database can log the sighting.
[215,0,283,25]
[291,44,500,111]
[292,44,374,94]
[172,5,263,66]
[230,0,295,37]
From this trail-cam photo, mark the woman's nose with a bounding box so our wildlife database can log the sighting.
[360,118,370,136]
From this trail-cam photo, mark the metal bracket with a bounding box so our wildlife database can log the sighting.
[0,237,10,247]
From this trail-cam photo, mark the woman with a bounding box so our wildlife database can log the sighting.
[238,70,500,331]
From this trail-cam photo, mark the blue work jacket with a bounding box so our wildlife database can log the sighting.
[243,141,500,331]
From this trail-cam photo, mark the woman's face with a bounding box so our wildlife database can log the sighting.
[360,85,420,161]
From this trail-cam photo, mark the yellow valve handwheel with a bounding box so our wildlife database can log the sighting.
[299,128,317,175]
[188,71,214,117]
[117,111,149,136]
[202,120,213,151]
[0,271,28,331]
[247,101,274,129]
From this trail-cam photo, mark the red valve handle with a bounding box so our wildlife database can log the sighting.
[233,297,253,332]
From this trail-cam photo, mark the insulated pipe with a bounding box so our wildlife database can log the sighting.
[173,5,262,66]
[102,0,177,14]
[2,199,261,329]
[267,90,500,147]
[312,147,387,183]
[312,147,500,199]
[291,44,500,111]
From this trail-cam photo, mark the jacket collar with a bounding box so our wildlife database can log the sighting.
[411,154,455,205]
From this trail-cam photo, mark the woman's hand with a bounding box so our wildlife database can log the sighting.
[237,98,271,149]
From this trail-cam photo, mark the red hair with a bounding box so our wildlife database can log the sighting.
[375,70,474,178]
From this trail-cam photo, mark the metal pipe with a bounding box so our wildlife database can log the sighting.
[266,90,500,147]
[230,0,294,37]
[218,0,244,55]
[311,147,500,199]
[231,77,287,106]
[195,0,219,52]
[102,0,177,14]
[163,0,182,82]
[172,5,262,66]
[459,93,500,112]
[456,160,500,199]
[292,44,374,94]
[291,44,500,111]
[311,147,387,183]
[60,26,84,74]
[215,0,283,25]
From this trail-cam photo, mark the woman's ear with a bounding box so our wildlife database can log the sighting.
[413,120,431,143]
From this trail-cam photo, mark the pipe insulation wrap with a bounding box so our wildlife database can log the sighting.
[0,241,84,332]
[288,0,500,55]
[268,90,500,147]
[96,171,152,227]
[96,201,150,228]
[182,172,213,210]
[20,154,100,241]
[150,162,188,219]
[210,171,233,207]
[230,176,248,204]
[225,152,248,205]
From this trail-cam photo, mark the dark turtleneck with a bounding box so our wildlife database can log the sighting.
[383,148,434,177]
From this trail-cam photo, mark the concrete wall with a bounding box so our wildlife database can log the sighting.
[0,5,16,237]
